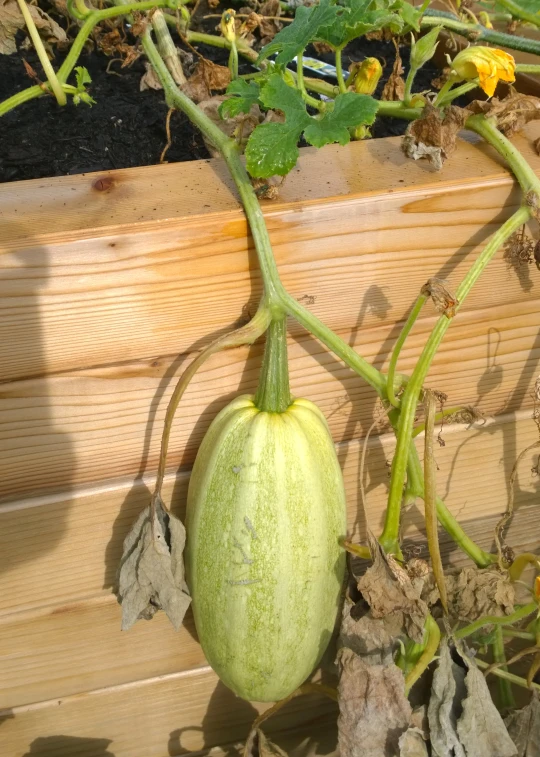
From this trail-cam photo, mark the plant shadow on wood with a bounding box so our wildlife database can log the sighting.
[21,735,115,757]
[167,678,338,756]
[103,232,263,628]
[0,225,75,577]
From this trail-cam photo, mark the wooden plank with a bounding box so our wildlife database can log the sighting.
[1,501,538,711]
[0,667,339,757]
[1,411,538,617]
[2,126,539,244]
[2,145,540,383]
[1,299,540,501]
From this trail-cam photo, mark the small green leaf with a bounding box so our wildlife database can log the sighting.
[304,92,379,148]
[219,79,261,119]
[257,0,340,65]
[75,66,91,89]
[391,0,423,31]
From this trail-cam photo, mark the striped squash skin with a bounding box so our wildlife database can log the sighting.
[185,395,347,702]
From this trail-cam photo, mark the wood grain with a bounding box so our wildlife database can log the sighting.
[1,500,539,711]
[1,139,540,384]
[0,667,339,757]
[1,299,540,502]
[1,411,538,618]
[2,127,540,244]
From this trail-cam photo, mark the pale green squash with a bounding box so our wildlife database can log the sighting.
[185,394,346,702]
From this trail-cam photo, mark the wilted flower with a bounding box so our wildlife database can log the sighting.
[451,46,515,98]
[348,57,382,95]
[220,9,237,43]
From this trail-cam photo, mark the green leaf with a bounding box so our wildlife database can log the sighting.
[257,0,340,65]
[219,79,261,119]
[74,66,91,89]
[245,123,303,177]
[317,0,403,49]
[303,92,379,147]
[245,74,310,177]
[392,0,423,31]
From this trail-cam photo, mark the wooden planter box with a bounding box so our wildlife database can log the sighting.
[1,125,540,756]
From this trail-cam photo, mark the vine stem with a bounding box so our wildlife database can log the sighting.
[0,0,183,117]
[404,614,440,693]
[475,657,540,692]
[421,10,540,55]
[151,306,271,511]
[493,626,516,710]
[495,0,540,28]
[16,0,66,105]
[424,390,448,614]
[379,204,531,556]
[142,28,500,565]
[142,27,389,396]
[387,294,427,408]
[335,47,347,94]
[455,602,538,639]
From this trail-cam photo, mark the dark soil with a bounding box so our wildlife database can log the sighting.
[0,2,442,183]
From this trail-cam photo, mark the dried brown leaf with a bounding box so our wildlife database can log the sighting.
[421,277,459,318]
[381,44,405,101]
[244,728,288,757]
[0,0,67,55]
[184,58,231,103]
[505,694,540,757]
[423,566,515,623]
[259,0,282,42]
[429,641,518,757]
[399,728,429,757]
[197,95,270,156]
[428,640,467,757]
[457,657,517,757]
[117,496,191,631]
[340,600,403,665]
[402,104,468,171]
[140,61,163,91]
[467,94,540,138]
[356,533,428,642]
[338,646,412,757]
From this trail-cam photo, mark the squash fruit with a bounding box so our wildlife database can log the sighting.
[185,318,346,702]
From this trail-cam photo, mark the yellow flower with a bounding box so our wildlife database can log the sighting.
[220,9,237,43]
[451,46,515,98]
[348,58,383,95]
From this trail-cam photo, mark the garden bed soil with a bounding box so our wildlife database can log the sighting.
[0,1,443,183]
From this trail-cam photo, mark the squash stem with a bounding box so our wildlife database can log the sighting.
[254,317,292,413]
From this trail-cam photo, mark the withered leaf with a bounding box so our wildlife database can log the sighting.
[402,104,468,171]
[467,94,540,138]
[423,566,515,623]
[457,656,517,757]
[258,0,282,44]
[184,58,231,104]
[381,44,405,102]
[198,96,271,157]
[428,640,467,757]
[339,600,403,665]
[338,647,412,757]
[356,533,428,642]
[429,640,518,757]
[421,277,458,318]
[505,694,540,757]
[1,0,67,55]
[140,61,163,91]
[117,496,191,631]
[398,728,429,757]
[244,728,288,757]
